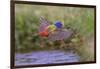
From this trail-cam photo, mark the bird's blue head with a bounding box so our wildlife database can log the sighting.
[54,21,62,29]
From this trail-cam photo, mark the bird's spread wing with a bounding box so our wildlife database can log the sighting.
[38,16,50,32]
[48,29,73,41]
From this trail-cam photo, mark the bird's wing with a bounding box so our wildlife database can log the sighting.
[38,16,50,32]
[48,29,73,41]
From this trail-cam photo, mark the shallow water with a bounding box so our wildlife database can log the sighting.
[15,50,80,66]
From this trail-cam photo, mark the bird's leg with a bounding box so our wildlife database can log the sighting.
[49,41,54,49]
[40,37,45,48]
[60,40,66,49]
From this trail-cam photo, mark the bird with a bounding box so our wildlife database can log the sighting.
[38,16,73,41]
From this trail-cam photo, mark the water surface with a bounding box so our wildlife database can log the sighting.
[15,50,80,66]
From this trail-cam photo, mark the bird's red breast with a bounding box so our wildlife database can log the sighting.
[39,30,49,37]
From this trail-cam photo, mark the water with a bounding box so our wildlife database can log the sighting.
[15,50,80,66]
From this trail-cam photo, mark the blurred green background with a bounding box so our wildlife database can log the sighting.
[15,4,95,61]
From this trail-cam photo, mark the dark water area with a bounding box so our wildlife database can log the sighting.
[15,50,80,66]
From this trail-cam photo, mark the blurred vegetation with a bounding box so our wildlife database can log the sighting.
[15,4,95,61]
